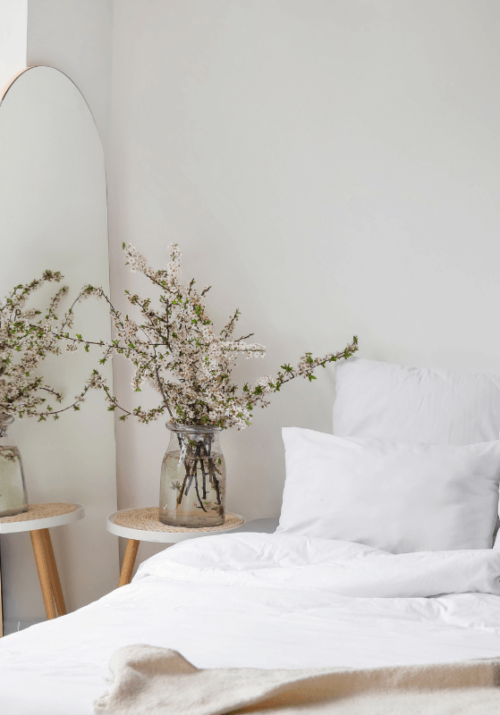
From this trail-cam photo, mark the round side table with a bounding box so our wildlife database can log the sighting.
[0,503,84,635]
[107,507,245,587]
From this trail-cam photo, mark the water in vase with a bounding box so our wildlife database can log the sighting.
[0,446,28,517]
[159,448,226,527]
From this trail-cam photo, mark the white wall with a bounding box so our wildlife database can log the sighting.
[27,0,113,151]
[107,0,500,568]
[0,0,27,90]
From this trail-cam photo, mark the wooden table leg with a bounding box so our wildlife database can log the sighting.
[119,539,139,587]
[40,529,66,616]
[30,529,56,619]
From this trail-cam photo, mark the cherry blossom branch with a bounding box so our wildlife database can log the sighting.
[61,243,359,430]
[0,271,96,421]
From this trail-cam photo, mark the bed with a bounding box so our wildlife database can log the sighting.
[1,358,500,714]
[1,525,500,714]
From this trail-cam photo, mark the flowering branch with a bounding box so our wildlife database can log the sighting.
[64,244,358,429]
[0,271,98,420]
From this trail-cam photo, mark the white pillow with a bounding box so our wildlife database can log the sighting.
[278,427,500,553]
[333,357,500,445]
[332,357,500,548]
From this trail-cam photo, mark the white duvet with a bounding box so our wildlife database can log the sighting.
[1,533,500,715]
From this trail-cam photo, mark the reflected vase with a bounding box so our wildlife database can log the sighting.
[0,416,28,518]
[159,424,226,528]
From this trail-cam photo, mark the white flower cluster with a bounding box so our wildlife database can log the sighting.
[76,244,358,430]
[0,272,92,421]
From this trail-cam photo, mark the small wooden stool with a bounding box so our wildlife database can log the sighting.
[107,507,245,587]
[0,503,84,636]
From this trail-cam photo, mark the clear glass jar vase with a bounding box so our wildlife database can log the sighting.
[0,415,28,518]
[159,424,226,527]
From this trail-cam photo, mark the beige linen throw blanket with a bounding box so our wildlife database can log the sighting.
[94,645,500,715]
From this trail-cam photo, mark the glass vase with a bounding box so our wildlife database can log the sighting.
[159,424,226,527]
[0,415,28,518]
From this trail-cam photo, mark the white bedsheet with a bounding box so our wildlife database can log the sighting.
[1,533,500,715]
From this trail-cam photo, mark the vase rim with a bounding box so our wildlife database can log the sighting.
[167,422,223,433]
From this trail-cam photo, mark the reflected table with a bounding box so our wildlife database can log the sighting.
[0,503,84,636]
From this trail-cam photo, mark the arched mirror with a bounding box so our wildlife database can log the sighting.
[0,66,118,634]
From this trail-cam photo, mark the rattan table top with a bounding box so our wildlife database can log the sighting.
[0,503,84,534]
[0,503,76,523]
[107,507,245,543]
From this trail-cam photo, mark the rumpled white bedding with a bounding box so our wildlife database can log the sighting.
[135,533,500,598]
[1,533,500,715]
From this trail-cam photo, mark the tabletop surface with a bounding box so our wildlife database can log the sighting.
[107,507,246,543]
[107,507,278,543]
[112,507,245,533]
[0,503,84,534]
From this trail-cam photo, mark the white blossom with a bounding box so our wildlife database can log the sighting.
[0,271,94,421]
[68,244,358,430]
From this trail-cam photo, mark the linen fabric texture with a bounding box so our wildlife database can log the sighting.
[278,428,500,553]
[95,644,500,715]
[3,531,500,714]
[136,532,500,598]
